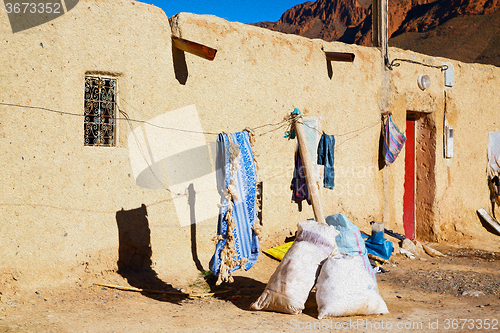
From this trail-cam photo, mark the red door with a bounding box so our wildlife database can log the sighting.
[403,119,415,239]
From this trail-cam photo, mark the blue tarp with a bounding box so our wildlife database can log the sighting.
[361,232,394,260]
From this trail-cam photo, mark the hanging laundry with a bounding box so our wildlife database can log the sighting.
[302,117,323,184]
[382,114,406,165]
[291,149,311,205]
[317,133,335,189]
[210,131,259,285]
[488,131,500,173]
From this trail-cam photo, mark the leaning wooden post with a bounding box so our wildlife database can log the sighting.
[293,115,326,224]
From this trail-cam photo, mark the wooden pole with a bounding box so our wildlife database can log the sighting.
[94,283,231,298]
[294,117,326,224]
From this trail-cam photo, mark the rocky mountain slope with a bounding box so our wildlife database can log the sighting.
[252,0,500,66]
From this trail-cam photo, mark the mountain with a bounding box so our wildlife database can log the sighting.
[390,6,500,66]
[251,0,500,67]
[252,0,373,45]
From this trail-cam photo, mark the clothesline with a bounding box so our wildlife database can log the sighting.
[298,118,380,139]
[0,101,289,137]
[1,101,387,216]
[1,100,384,191]
[119,98,295,136]
[0,101,381,141]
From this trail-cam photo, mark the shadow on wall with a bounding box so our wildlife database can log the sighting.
[116,204,187,303]
[326,60,334,80]
[378,119,385,170]
[187,183,205,272]
[172,44,188,85]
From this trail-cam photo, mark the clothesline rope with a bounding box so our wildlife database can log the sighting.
[297,117,380,146]
[2,101,382,180]
[0,101,292,137]
[1,101,381,141]
[2,102,386,215]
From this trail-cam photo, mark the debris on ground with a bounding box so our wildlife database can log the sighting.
[421,243,446,257]
[399,248,416,259]
[401,238,417,254]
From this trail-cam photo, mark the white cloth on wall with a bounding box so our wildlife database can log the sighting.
[488,132,500,172]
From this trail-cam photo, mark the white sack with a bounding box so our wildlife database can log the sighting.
[251,221,339,314]
[316,254,389,319]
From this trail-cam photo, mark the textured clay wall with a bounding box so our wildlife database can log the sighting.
[0,0,178,292]
[385,48,500,243]
[1,0,499,292]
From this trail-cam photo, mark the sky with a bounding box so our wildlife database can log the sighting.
[139,0,308,24]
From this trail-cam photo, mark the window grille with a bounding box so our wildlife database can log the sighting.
[84,76,116,146]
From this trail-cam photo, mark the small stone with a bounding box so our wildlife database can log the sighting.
[462,290,484,297]
[400,248,416,259]
[402,238,418,254]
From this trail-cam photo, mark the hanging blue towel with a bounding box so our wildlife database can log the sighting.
[317,133,335,189]
[210,131,259,277]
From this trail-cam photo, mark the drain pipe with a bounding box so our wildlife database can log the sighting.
[373,0,392,229]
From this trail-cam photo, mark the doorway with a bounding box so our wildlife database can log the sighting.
[403,112,436,241]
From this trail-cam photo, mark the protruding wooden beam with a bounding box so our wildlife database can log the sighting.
[171,36,217,61]
[325,51,355,62]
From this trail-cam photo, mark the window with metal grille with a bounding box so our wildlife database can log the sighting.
[84,76,116,146]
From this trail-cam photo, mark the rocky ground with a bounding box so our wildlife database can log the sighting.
[1,243,499,332]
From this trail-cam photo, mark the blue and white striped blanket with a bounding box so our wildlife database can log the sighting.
[210,131,259,277]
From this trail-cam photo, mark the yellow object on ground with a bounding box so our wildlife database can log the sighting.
[264,241,294,261]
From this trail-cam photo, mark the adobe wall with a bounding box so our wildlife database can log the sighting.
[387,48,500,243]
[1,0,499,293]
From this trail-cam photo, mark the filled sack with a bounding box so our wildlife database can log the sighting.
[325,214,376,283]
[316,254,389,319]
[251,220,339,314]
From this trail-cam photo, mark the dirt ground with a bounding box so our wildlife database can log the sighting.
[1,240,500,333]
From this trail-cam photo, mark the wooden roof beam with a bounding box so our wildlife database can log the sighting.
[325,51,355,63]
[171,36,217,61]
